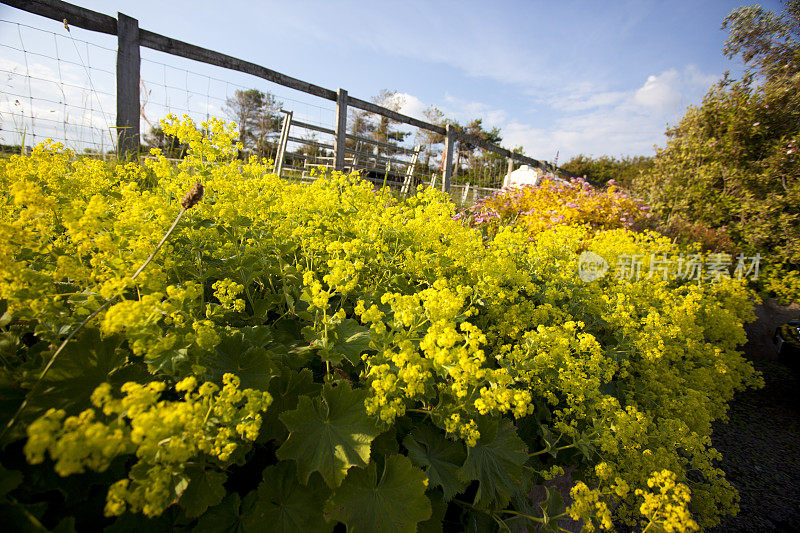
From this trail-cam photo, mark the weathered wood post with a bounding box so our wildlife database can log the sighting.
[334,88,348,172]
[116,13,140,158]
[442,124,455,193]
[504,157,514,188]
[275,109,293,177]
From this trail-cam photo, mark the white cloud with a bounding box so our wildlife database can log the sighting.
[634,70,683,113]
[391,92,427,121]
[511,65,720,158]
[547,84,628,113]
[277,1,551,87]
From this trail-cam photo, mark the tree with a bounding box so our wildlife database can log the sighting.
[370,90,411,146]
[416,105,446,170]
[346,90,412,170]
[223,89,283,158]
[445,118,505,183]
[633,0,800,301]
[722,0,800,80]
[562,154,653,189]
[346,108,375,154]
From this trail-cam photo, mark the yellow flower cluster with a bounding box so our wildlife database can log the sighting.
[470,177,655,237]
[3,116,762,529]
[636,470,699,533]
[569,481,614,531]
[24,374,271,517]
[212,278,246,313]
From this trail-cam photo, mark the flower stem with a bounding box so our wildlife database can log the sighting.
[1,206,189,443]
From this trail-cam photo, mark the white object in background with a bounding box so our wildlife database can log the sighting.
[503,164,543,188]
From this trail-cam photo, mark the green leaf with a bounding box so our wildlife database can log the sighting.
[276,381,381,488]
[457,418,528,508]
[198,328,277,390]
[27,330,135,417]
[403,423,467,501]
[324,455,432,533]
[0,464,23,499]
[179,466,227,518]
[371,427,399,458]
[240,462,332,533]
[261,367,321,443]
[0,299,11,327]
[270,319,316,369]
[539,487,567,532]
[417,490,448,533]
[104,512,172,533]
[194,493,246,533]
[332,319,371,366]
[0,502,48,532]
[143,343,190,376]
[51,517,77,533]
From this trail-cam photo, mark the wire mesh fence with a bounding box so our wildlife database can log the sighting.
[0,18,116,154]
[138,48,337,168]
[1,1,573,206]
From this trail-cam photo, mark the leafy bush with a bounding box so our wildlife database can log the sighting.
[461,176,656,238]
[633,0,800,303]
[0,116,761,532]
[560,154,654,190]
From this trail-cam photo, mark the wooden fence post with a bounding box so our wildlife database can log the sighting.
[116,13,140,158]
[442,124,455,193]
[334,88,348,172]
[275,110,293,177]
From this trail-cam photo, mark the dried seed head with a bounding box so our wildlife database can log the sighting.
[181,182,204,209]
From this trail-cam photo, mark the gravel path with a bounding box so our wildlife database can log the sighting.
[709,358,800,532]
[709,297,800,532]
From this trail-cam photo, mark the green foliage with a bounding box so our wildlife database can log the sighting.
[456,418,529,508]
[403,422,467,501]
[0,115,762,532]
[561,154,654,190]
[324,455,431,533]
[634,0,800,302]
[179,466,227,518]
[243,462,332,533]
[276,382,381,488]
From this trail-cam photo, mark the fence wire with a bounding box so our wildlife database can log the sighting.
[0,18,117,154]
[0,9,544,205]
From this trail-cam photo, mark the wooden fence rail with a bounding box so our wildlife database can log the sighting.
[2,0,576,191]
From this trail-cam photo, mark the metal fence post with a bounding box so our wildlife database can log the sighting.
[442,124,455,193]
[334,88,348,172]
[116,13,140,158]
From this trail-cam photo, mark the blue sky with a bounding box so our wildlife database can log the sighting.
[0,0,783,161]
